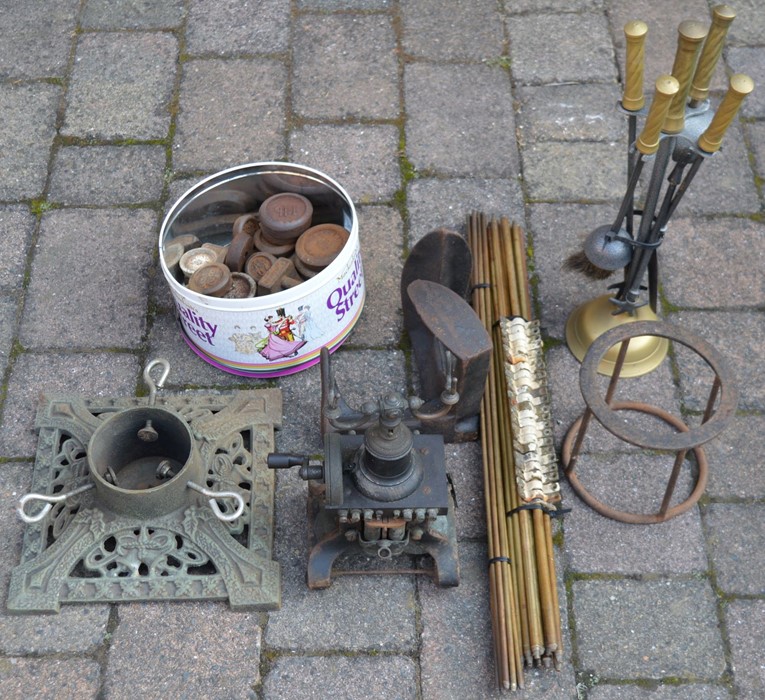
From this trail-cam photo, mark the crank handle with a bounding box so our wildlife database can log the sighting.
[187,481,245,522]
[17,483,94,524]
[267,453,324,481]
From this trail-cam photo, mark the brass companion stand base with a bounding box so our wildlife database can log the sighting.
[561,321,737,524]
[565,294,669,377]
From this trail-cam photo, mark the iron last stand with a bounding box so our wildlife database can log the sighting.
[269,256,491,588]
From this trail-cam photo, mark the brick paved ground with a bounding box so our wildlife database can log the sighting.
[0,1,762,698]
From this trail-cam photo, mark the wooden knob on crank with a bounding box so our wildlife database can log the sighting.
[689,4,736,104]
[664,20,708,134]
[636,74,679,155]
[698,74,754,153]
[622,20,648,111]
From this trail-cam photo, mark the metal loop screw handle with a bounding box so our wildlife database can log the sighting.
[138,358,171,442]
[187,481,245,522]
[17,483,94,524]
[143,358,171,406]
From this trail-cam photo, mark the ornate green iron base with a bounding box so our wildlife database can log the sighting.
[9,390,282,613]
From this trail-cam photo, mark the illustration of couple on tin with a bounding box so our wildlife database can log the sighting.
[228,305,315,361]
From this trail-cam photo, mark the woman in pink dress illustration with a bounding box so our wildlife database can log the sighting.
[259,307,307,361]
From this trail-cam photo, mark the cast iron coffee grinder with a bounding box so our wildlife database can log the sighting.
[269,230,491,588]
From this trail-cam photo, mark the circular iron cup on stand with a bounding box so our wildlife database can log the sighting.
[561,321,738,524]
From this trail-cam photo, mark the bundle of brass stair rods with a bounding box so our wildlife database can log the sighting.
[468,212,562,690]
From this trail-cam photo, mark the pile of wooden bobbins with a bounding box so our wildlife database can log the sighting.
[163,191,350,299]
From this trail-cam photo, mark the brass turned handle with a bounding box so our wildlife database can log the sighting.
[664,20,708,134]
[698,74,754,153]
[636,75,680,155]
[622,20,648,111]
[690,4,736,104]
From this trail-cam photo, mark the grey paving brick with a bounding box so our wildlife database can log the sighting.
[263,655,417,699]
[560,476,707,574]
[669,310,765,412]
[0,206,35,293]
[290,124,400,204]
[521,142,627,202]
[589,683,732,699]
[0,657,101,700]
[725,599,765,700]
[0,298,17,375]
[0,352,140,458]
[747,122,765,181]
[507,12,617,86]
[508,0,603,11]
[174,59,287,172]
[446,441,486,540]
[724,0,765,46]
[186,0,290,56]
[293,13,398,120]
[527,202,622,339]
[705,503,765,596]
[104,602,262,699]
[667,125,759,217]
[297,0,391,7]
[0,0,78,80]
[0,463,111,655]
[726,47,765,119]
[0,84,61,201]
[350,205,403,347]
[419,541,575,699]
[406,178,524,248]
[661,218,763,309]
[702,414,765,500]
[20,208,156,350]
[401,0,504,62]
[81,0,186,29]
[405,63,518,178]
[404,64,519,177]
[572,579,726,679]
[62,32,177,141]
[609,0,725,97]
[49,146,167,206]
[516,84,625,145]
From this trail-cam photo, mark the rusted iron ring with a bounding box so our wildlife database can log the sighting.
[580,321,737,450]
[562,400,708,524]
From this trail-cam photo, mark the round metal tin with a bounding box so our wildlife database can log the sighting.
[159,162,364,378]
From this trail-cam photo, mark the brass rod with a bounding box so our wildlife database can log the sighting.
[533,506,558,655]
[471,213,512,690]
